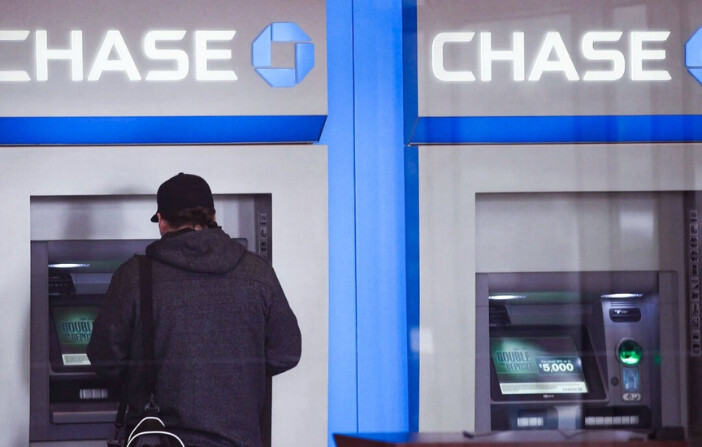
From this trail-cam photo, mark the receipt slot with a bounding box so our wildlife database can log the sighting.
[475,271,681,433]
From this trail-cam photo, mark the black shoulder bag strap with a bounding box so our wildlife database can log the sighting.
[109,255,156,446]
[137,255,159,413]
[110,386,128,446]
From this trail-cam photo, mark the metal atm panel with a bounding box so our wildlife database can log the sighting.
[475,271,679,434]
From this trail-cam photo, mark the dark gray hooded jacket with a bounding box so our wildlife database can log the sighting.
[87,227,301,447]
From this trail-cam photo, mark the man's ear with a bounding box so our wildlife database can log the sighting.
[157,213,168,235]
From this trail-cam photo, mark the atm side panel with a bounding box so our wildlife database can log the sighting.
[30,241,51,440]
[475,274,491,432]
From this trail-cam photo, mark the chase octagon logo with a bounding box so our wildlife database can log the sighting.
[686,27,702,84]
[252,22,315,88]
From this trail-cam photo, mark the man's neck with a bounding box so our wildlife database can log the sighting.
[162,226,200,237]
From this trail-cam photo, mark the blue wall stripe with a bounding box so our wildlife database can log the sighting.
[0,115,326,145]
[403,145,420,433]
[402,0,420,433]
[323,0,359,445]
[410,115,702,144]
[353,0,409,433]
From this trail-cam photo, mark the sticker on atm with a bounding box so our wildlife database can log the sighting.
[62,353,91,366]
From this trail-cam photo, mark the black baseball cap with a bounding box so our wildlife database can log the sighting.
[151,173,215,222]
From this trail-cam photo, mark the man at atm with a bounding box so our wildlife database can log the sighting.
[87,173,302,447]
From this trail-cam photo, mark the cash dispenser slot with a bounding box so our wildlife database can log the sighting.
[48,375,120,423]
[51,405,118,424]
[49,376,118,404]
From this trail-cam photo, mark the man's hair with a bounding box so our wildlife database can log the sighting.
[161,206,217,229]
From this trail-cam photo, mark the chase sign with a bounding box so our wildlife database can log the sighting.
[414,0,702,136]
[253,22,315,88]
[0,0,327,144]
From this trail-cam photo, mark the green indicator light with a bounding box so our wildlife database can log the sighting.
[618,340,643,365]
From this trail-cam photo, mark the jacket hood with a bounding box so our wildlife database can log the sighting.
[145,227,246,274]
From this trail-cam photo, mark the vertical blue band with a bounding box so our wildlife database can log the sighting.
[324,0,358,445]
[354,0,408,434]
[402,0,420,433]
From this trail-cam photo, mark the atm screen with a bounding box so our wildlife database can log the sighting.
[51,306,99,367]
[490,336,588,395]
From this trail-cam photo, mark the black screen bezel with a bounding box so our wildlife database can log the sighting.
[489,325,606,402]
[48,295,103,374]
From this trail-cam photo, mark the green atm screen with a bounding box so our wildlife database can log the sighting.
[52,306,99,366]
[490,336,588,395]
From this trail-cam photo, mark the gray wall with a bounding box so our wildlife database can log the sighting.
[0,145,328,446]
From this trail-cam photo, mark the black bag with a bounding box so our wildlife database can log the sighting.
[108,256,184,447]
[124,410,184,447]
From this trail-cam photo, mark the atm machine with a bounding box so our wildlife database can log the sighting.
[30,239,152,441]
[475,271,682,436]
[30,194,272,445]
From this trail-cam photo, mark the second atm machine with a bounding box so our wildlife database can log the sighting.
[30,195,272,446]
[475,271,683,435]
